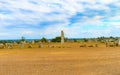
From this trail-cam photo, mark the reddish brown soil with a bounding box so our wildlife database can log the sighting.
[0,47,120,75]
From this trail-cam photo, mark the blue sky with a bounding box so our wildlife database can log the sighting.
[0,0,120,39]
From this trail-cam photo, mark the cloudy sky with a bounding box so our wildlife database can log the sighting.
[0,0,120,39]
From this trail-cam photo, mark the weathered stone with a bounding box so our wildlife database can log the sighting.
[61,30,64,45]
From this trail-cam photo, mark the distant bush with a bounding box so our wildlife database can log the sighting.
[73,39,77,42]
[83,38,88,42]
[20,36,25,42]
[51,36,68,42]
[40,37,48,42]
[51,36,61,42]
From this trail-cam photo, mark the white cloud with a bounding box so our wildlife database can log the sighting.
[97,0,119,4]
[0,0,120,39]
[109,22,120,28]
[109,16,120,21]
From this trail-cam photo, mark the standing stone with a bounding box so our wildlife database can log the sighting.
[118,39,120,45]
[31,40,35,44]
[8,43,13,49]
[48,40,50,47]
[61,30,64,45]
[0,43,5,49]
[28,42,32,48]
[20,41,24,48]
[38,41,43,48]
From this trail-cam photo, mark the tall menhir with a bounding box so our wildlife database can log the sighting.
[61,30,64,45]
[119,38,120,46]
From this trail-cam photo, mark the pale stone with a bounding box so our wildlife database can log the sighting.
[118,39,120,45]
[31,40,35,44]
[61,30,64,45]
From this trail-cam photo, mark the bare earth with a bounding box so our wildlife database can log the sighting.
[0,47,120,75]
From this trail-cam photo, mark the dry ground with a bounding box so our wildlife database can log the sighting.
[0,47,120,75]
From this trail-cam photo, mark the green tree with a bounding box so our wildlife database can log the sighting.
[40,37,47,42]
[51,36,61,42]
[73,39,77,42]
[51,36,68,42]
[21,36,25,42]
[83,38,88,42]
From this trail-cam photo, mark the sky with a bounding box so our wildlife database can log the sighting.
[0,0,120,39]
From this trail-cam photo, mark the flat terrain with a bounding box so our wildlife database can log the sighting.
[0,47,120,75]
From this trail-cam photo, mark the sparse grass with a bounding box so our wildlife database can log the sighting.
[0,43,120,75]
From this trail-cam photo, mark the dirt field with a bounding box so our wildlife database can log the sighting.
[0,47,120,75]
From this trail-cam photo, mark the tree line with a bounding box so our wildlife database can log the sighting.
[0,36,119,43]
